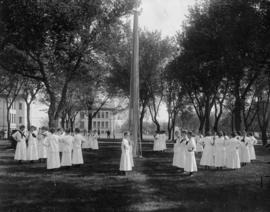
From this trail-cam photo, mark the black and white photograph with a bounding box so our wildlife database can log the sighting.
[0,0,270,211]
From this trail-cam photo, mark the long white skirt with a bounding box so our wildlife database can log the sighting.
[120,150,132,171]
[14,141,27,161]
[27,141,39,160]
[153,140,160,151]
[38,140,47,159]
[225,150,241,169]
[184,151,197,172]
[214,147,226,167]
[72,149,84,165]
[200,146,214,166]
[82,136,91,149]
[249,145,256,160]
[173,147,185,168]
[61,151,72,166]
[196,143,204,152]
[239,145,250,163]
[92,139,99,150]
[47,152,60,169]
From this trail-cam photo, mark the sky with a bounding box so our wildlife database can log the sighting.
[139,0,197,37]
[31,0,197,126]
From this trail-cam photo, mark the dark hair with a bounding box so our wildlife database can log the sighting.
[19,125,25,130]
[124,131,129,137]
[237,131,242,136]
[57,128,62,132]
[65,128,71,134]
[231,132,236,137]
[50,128,56,134]
[205,131,211,136]
[75,128,80,134]
[188,131,193,136]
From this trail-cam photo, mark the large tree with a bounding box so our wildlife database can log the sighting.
[0,0,136,127]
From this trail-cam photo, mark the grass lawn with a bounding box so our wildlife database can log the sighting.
[0,140,269,212]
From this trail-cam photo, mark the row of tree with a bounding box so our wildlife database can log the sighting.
[108,0,270,144]
[0,0,137,135]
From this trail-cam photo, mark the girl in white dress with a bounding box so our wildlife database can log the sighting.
[184,131,197,176]
[37,127,47,161]
[214,132,226,169]
[27,126,39,162]
[153,132,160,151]
[247,133,257,161]
[200,133,215,169]
[195,134,204,156]
[13,125,27,163]
[159,131,167,151]
[61,129,74,168]
[173,130,187,169]
[225,133,241,169]
[173,130,182,168]
[239,132,251,166]
[72,128,86,165]
[82,131,92,150]
[119,132,132,175]
[43,128,60,170]
[56,128,64,159]
[91,130,99,150]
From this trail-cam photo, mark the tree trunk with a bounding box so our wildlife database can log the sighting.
[61,116,65,129]
[231,112,234,133]
[139,107,146,142]
[88,111,93,132]
[198,116,205,134]
[26,102,31,130]
[70,119,74,132]
[261,128,268,146]
[7,108,11,137]
[204,96,211,134]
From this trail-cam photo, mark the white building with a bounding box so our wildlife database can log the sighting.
[0,96,27,131]
[74,108,116,137]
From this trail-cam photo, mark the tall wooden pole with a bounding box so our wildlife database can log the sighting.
[129,1,141,157]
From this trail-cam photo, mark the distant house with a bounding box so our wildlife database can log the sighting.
[74,108,116,137]
[0,96,27,131]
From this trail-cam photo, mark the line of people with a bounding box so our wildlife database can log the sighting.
[172,130,257,176]
[12,125,100,170]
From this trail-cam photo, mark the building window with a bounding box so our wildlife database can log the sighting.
[80,112,84,119]
[101,112,104,119]
[19,103,23,110]
[93,121,96,128]
[19,117,23,124]
[80,121,84,129]
[101,121,104,129]
[97,121,100,128]
[105,122,108,129]
[106,112,109,118]
[97,112,100,118]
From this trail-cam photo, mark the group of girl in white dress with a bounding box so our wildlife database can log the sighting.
[12,125,99,170]
[173,129,257,175]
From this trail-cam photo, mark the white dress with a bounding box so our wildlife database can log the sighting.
[195,136,204,152]
[72,134,85,165]
[214,137,226,167]
[184,137,197,172]
[239,137,251,163]
[27,132,39,161]
[153,134,160,151]
[57,133,64,153]
[160,134,167,150]
[82,134,92,149]
[37,133,47,159]
[173,137,186,168]
[225,138,241,169]
[200,136,215,166]
[119,138,132,171]
[91,133,99,150]
[248,136,257,160]
[44,133,60,169]
[61,135,74,166]
[13,131,27,161]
